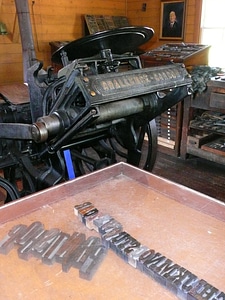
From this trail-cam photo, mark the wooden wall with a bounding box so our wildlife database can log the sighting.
[0,0,127,84]
[127,0,203,51]
[0,0,202,84]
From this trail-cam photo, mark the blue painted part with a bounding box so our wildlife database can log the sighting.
[63,149,76,179]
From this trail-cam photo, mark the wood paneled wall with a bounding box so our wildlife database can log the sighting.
[126,0,203,51]
[0,0,127,84]
[0,0,202,84]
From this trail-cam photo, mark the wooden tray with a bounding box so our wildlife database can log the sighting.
[0,162,224,299]
[201,137,225,156]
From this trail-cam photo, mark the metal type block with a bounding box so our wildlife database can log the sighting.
[101,228,123,248]
[154,260,180,288]
[187,280,221,300]
[62,235,100,272]
[79,244,107,281]
[74,202,93,216]
[137,249,155,272]
[152,259,176,287]
[81,208,99,225]
[17,222,46,260]
[17,228,47,260]
[42,232,70,265]
[127,245,149,268]
[54,232,85,263]
[121,237,141,258]
[178,275,200,300]
[71,236,101,270]
[78,205,96,222]
[117,236,141,261]
[115,234,133,259]
[177,272,199,300]
[15,222,44,245]
[99,218,123,235]
[0,224,27,255]
[142,252,166,278]
[166,267,198,297]
[92,215,113,231]
[109,231,130,252]
[215,292,225,300]
[93,215,113,232]
[78,204,95,215]
[84,212,101,230]
[32,228,61,258]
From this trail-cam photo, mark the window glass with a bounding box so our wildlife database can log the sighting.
[201,0,225,69]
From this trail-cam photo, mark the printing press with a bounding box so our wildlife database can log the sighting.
[0,26,192,202]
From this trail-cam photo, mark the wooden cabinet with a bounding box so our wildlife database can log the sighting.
[155,102,183,156]
[180,78,225,165]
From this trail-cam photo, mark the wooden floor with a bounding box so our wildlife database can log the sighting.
[152,151,225,204]
[0,150,224,206]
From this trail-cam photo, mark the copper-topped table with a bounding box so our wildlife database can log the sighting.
[0,162,224,299]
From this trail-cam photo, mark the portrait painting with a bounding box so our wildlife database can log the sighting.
[160,1,185,40]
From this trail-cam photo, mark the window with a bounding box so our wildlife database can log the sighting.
[200,0,225,70]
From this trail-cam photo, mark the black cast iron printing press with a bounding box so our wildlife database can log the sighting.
[0,26,192,202]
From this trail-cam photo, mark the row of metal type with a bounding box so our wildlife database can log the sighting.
[0,221,107,280]
[75,201,225,300]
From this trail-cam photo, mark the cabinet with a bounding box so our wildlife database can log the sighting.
[141,43,210,156]
[155,102,183,156]
[180,78,225,165]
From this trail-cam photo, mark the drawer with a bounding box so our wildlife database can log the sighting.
[210,92,225,109]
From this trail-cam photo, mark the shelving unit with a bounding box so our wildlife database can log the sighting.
[180,77,225,165]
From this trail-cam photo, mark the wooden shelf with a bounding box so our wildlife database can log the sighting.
[187,144,225,165]
[181,77,225,166]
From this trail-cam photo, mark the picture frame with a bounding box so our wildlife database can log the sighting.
[160,0,185,40]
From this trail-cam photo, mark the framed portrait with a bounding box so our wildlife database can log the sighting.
[160,0,185,40]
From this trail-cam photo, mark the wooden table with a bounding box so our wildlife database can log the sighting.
[0,83,29,104]
[0,163,224,299]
